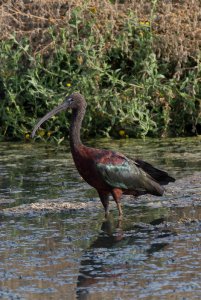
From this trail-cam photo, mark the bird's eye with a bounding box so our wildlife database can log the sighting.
[68,97,73,103]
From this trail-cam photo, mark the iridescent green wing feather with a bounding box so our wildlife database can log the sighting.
[96,155,164,196]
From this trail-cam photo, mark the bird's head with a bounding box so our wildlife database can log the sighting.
[64,92,86,110]
[31,92,86,138]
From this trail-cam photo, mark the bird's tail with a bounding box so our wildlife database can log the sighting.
[135,159,175,185]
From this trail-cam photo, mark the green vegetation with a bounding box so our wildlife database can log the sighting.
[0,0,200,141]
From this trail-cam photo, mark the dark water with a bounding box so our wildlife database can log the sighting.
[0,137,201,299]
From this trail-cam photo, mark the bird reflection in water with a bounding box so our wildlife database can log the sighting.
[76,217,172,299]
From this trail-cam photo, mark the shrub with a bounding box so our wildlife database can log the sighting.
[0,0,200,141]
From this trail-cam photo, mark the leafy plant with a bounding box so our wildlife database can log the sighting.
[0,1,200,141]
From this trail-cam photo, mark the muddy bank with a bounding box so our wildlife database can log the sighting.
[0,197,99,217]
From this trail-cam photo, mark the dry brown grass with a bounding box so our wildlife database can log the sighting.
[0,0,201,67]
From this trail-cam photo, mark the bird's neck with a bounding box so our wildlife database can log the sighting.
[69,107,85,151]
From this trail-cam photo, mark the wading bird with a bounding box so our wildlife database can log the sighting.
[32,93,175,219]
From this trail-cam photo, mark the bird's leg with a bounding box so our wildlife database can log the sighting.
[98,191,110,218]
[111,188,123,219]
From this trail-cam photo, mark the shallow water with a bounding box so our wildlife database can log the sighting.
[0,137,201,299]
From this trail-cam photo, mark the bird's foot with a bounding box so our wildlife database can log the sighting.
[118,213,123,221]
[117,218,122,228]
[104,211,110,219]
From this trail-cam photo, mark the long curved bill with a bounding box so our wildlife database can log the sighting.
[31,101,68,138]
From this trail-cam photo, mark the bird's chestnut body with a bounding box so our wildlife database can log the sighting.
[32,93,175,218]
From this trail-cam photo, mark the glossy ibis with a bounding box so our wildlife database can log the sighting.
[32,93,175,219]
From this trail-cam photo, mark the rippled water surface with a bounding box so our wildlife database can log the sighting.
[0,137,201,299]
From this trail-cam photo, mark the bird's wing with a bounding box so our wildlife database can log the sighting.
[96,152,164,196]
[134,159,175,185]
